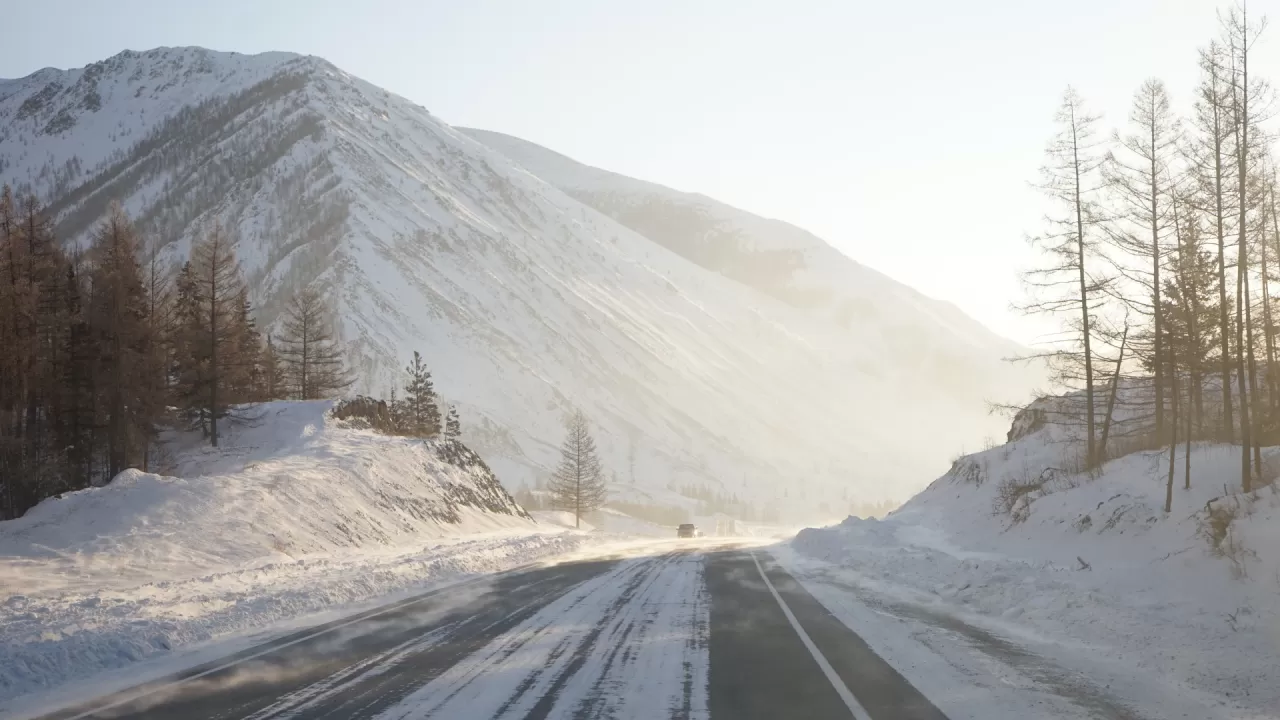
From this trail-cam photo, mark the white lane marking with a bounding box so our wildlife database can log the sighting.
[750,551,871,720]
[55,568,518,720]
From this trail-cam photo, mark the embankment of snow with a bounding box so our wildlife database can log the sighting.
[0,401,594,714]
[792,417,1280,717]
[3,401,534,594]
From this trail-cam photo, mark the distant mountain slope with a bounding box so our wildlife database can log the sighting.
[459,128,1023,356]
[0,47,1033,517]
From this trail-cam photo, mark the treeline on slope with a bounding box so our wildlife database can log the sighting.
[0,186,352,520]
[673,482,784,522]
[1018,4,1280,511]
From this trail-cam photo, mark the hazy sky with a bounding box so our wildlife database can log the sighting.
[1,0,1273,343]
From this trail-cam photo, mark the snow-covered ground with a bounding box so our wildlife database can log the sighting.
[785,410,1280,719]
[0,401,607,718]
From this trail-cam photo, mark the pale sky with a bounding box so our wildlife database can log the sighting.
[1,0,1273,344]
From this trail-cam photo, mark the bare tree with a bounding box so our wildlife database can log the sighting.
[1223,3,1272,491]
[1103,78,1181,442]
[262,334,283,401]
[141,234,174,470]
[1016,88,1110,467]
[87,203,153,479]
[182,223,247,447]
[1265,167,1280,413]
[277,287,352,400]
[1166,340,1180,513]
[1188,39,1238,441]
[1097,319,1129,461]
[548,410,607,528]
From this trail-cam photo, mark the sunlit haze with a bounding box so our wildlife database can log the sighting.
[1,3,1278,717]
[4,0,1271,344]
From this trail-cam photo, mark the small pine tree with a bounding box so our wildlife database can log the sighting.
[400,351,440,437]
[445,405,461,439]
[548,410,608,528]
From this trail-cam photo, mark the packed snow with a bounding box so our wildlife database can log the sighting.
[376,551,709,719]
[0,401,602,717]
[785,404,1280,719]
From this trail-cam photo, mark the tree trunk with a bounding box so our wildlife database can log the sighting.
[1150,119,1164,442]
[1237,244,1252,490]
[1244,262,1262,472]
[1269,180,1280,415]
[1261,222,1277,417]
[1235,27,1253,492]
[209,247,219,448]
[1185,368,1193,490]
[1098,322,1129,462]
[1214,91,1235,443]
[1166,345,1178,513]
[1072,107,1097,467]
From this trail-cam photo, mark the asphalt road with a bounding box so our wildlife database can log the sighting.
[36,547,948,720]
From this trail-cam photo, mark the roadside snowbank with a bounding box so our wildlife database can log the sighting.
[0,401,595,715]
[791,420,1280,718]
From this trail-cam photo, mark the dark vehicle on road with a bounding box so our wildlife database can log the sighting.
[677,523,696,538]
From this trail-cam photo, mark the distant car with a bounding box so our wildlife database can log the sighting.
[677,523,696,538]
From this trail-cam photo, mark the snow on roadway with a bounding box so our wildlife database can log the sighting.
[0,532,607,720]
[375,551,710,720]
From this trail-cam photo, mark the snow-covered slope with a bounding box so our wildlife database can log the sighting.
[0,401,534,594]
[459,128,1030,368]
[0,47,1034,516]
[0,400,595,710]
[788,401,1280,718]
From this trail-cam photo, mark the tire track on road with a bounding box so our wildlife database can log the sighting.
[377,555,663,718]
[374,550,710,720]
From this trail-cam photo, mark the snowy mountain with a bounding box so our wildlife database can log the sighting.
[459,128,1023,359]
[0,47,1035,517]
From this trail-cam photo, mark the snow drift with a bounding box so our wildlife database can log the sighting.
[2,401,532,591]
[790,399,1280,717]
[0,401,592,713]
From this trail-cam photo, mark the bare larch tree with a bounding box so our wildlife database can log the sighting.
[1017,87,1110,467]
[277,287,352,400]
[548,409,607,528]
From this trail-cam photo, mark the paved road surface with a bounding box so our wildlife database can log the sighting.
[37,547,947,720]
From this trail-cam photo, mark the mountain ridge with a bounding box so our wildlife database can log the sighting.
[0,46,1036,516]
[459,127,1021,358]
